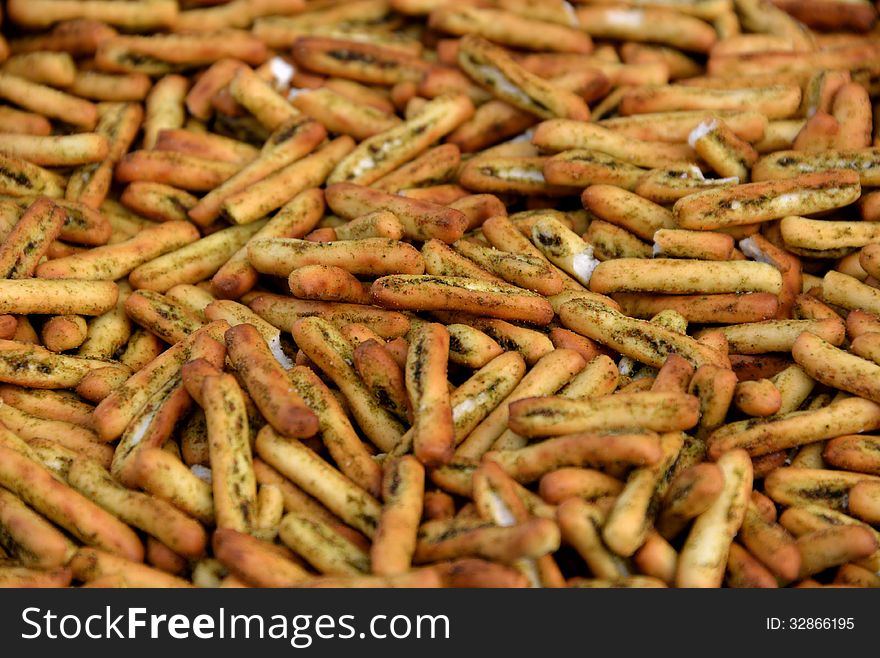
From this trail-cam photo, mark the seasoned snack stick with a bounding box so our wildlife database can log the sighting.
[752,148,880,186]
[201,371,257,534]
[573,6,717,53]
[429,6,592,54]
[371,275,554,326]
[559,299,726,369]
[406,323,454,467]
[0,444,143,561]
[673,170,861,230]
[95,30,267,75]
[328,93,473,186]
[457,36,589,122]
[326,183,469,243]
[291,36,430,86]
[225,323,319,439]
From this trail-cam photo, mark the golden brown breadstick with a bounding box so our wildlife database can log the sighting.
[288,265,371,305]
[0,132,108,167]
[688,117,758,181]
[328,94,472,186]
[0,279,118,316]
[621,84,802,119]
[559,298,724,369]
[370,456,425,576]
[601,431,682,556]
[129,222,264,293]
[508,391,699,438]
[154,129,258,166]
[212,527,308,588]
[534,119,696,169]
[92,321,228,441]
[278,512,370,576]
[849,481,880,525]
[212,188,324,300]
[376,350,513,457]
[0,339,112,389]
[287,365,382,498]
[557,497,630,580]
[0,444,142,560]
[255,425,381,537]
[230,66,299,132]
[116,150,239,192]
[221,137,353,225]
[600,109,767,144]
[326,182,469,243]
[67,456,207,559]
[0,487,77,568]
[792,331,880,404]
[674,170,861,230]
[291,36,429,86]
[0,196,66,279]
[701,318,844,355]
[201,372,256,534]
[40,315,88,353]
[415,516,560,565]
[676,449,752,588]
[823,270,880,317]
[486,431,662,485]
[124,290,203,345]
[0,386,93,427]
[613,293,777,324]
[292,87,402,141]
[457,35,589,122]
[752,148,880,185]
[796,526,878,581]
[0,153,64,198]
[71,548,191,588]
[120,183,198,223]
[132,448,213,526]
[188,117,326,226]
[250,293,410,339]
[66,102,142,209]
[292,317,405,452]
[590,258,783,295]
[39,222,199,282]
[574,6,717,53]
[431,6,592,54]
[249,237,424,278]
[708,396,880,458]
[406,323,454,467]
[0,566,73,588]
[0,71,97,128]
[0,106,51,136]
[95,30,267,75]
[371,275,554,325]
[225,323,318,440]
[333,211,405,241]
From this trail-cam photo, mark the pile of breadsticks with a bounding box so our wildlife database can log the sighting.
[0,0,879,589]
